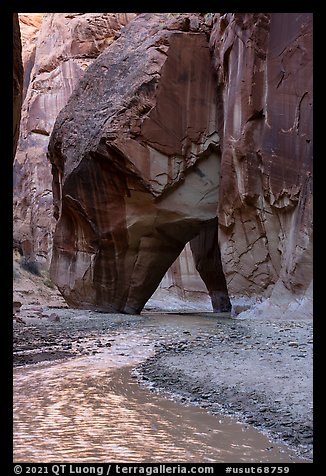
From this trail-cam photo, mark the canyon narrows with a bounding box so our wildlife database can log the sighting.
[13,12,313,464]
[48,13,229,313]
[46,13,312,316]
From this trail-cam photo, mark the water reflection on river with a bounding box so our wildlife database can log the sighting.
[13,323,304,463]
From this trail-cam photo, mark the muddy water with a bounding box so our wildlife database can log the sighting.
[14,314,305,463]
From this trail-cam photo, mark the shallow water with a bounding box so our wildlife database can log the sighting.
[13,314,306,463]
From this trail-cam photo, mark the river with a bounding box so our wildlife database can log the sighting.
[13,313,308,463]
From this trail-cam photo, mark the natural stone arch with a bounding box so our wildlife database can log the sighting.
[48,13,230,313]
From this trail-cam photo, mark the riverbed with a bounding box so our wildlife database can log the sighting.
[13,308,312,463]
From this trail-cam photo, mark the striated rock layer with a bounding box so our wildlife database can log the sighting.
[13,13,136,262]
[210,13,312,316]
[20,12,312,317]
[18,13,44,99]
[48,13,231,313]
[13,13,23,158]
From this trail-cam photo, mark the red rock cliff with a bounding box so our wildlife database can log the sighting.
[18,13,44,99]
[210,13,312,317]
[48,13,229,313]
[13,13,23,158]
[16,12,313,318]
[13,13,136,262]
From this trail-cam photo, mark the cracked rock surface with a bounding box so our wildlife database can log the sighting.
[48,13,228,313]
[14,13,312,318]
[13,13,136,263]
[210,13,312,317]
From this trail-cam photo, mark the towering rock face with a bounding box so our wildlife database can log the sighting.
[13,13,136,262]
[48,13,229,313]
[210,13,312,316]
[18,13,44,99]
[13,13,23,158]
[16,12,312,317]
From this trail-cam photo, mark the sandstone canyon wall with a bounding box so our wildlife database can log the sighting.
[13,13,23,158]
[13,13,136,262]
[15,12,312,318]
[48,13,230,313]
[18,13,44,100]
[13,12,213,312]
[210,13,312,317]
[146,242,213,312]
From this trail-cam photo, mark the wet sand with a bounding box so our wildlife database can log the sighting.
[138,314,313,461]
[13,307,313,462]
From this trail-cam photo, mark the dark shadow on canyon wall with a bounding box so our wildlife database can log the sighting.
[48,13,225,313]
[13,13,23,158]
[190,219,231,312]
[13,13,312,318]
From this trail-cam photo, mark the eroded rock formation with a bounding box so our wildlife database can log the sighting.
[16,12,312,317]
[18,13,44,99]
[190,219,231,312]
[13,13,136,262]
[48,13,228,313]
[13,13,23,158]
[210,13,312,316]
[146,242,214,312]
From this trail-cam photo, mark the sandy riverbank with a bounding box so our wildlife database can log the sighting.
[137,316,313,461]
[13,307,313,461]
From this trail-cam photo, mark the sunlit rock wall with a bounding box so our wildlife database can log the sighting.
[13,13,136,263]
[48,13,227,313]
[210,13,312,317]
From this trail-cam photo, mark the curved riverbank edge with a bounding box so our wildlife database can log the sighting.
[136,317,313,462]
[13,307,313,461]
